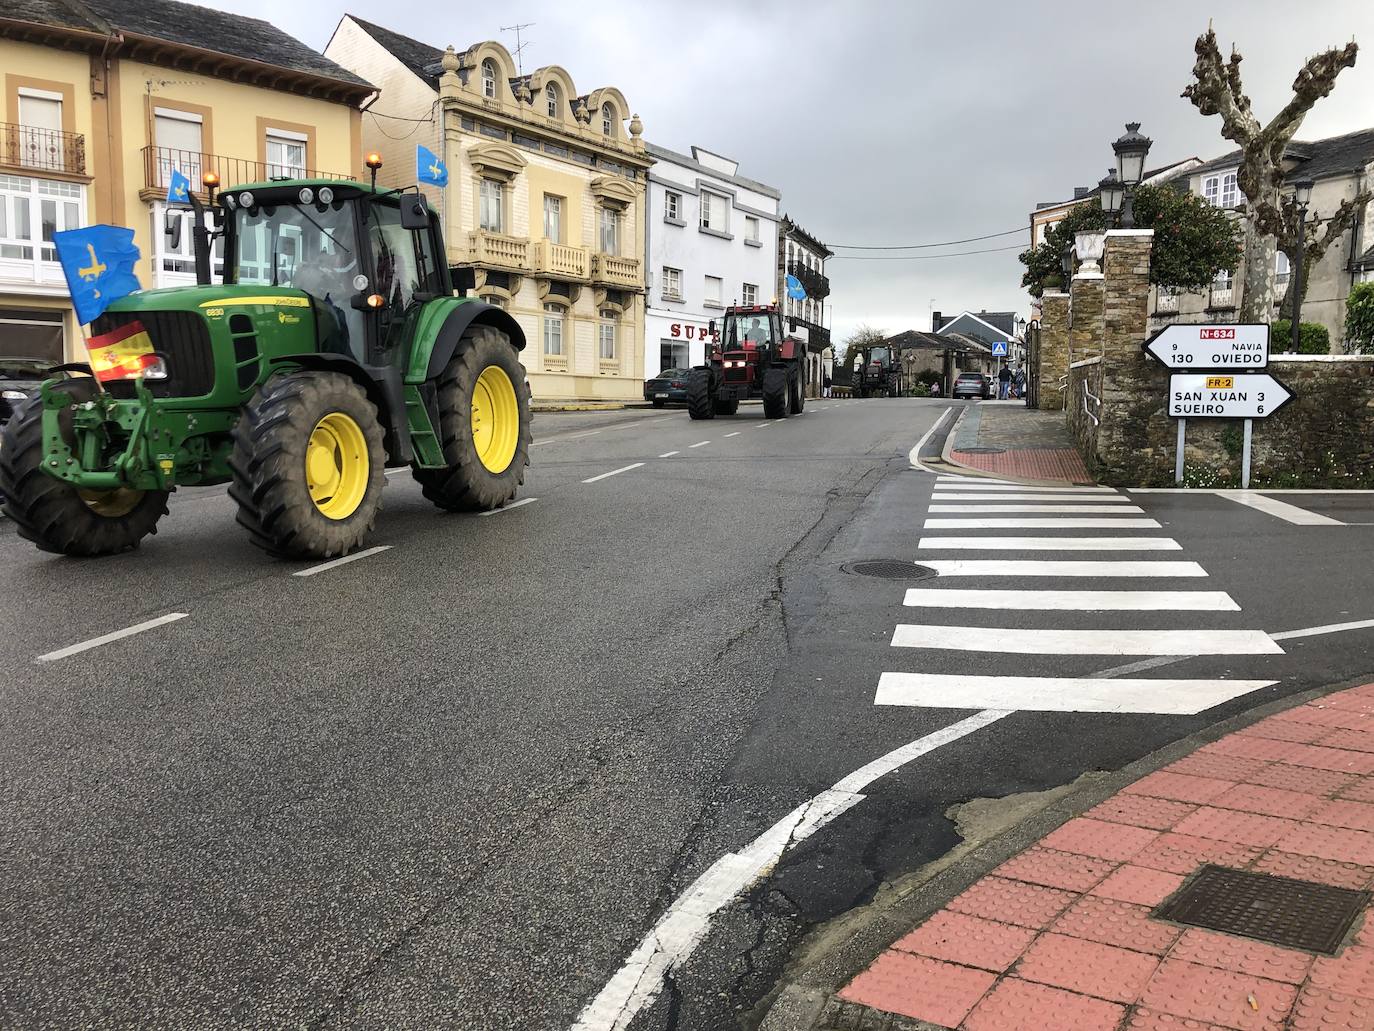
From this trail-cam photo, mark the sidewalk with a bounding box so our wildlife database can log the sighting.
[825,682,1374,1031]
[944,402,1093,484]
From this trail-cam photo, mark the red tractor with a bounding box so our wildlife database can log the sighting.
[685,304,806,420]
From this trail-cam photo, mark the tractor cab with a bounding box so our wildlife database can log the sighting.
[713,305,787,386]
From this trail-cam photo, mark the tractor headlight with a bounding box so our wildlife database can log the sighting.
[223,193,237,210]
[298,187,314,204]
[141,356,169,380]
[318,187,334,205]
[2,388,27,401]
[238,191,254,208]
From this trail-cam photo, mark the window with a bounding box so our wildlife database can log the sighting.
[17,91,64,172]
[599,207,618,255]
[742,282,758,306]
[664,190,680,221]
[1203,170,1239,208]
[153,107,203,187]
[482,60,498,99]
[543,303,564,356]
[602,103,614,136]
[153,203,224,284]
[546,83,560,118]
[543,195,562,243]
[1275,250,1290,286]
[0,176,81,266]
[0,307,64,363]
[744,216,759,243]
[482,295,507,310]
[699,191,729,233]
[265,128,307,179]
[599,309,617,360]
[479,178,503,232]
[661,266,682,301]
[705,275,723,307]
[1221,171,1238,208]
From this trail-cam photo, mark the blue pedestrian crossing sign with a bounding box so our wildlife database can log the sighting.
[991,340,1009,357]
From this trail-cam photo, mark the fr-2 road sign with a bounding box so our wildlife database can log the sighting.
[991,341,1008,357]
[1168,372,1293,419]
[1144,323,1269,369]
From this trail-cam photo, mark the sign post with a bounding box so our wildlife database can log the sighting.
[1175,419,1186,485]
[1241,418,1253,489]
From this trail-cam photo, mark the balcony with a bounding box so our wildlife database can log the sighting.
[787,260,830,300]
[140,145,354,196]
[590,252,642,290]
[1,123,86,175]
[789,316,831,354]
[1208,285,1236,311]
[468,229,530,271]
[1155,290,1180,314]
[534,239,589,281]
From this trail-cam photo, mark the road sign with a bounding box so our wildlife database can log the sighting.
[990,340,1008,357]
[1144,323,1269,369]
[1168,372,1293,419]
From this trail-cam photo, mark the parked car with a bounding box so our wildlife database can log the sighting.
[951,372,992,400]
[643,367,691,407]
[0,357,50,427]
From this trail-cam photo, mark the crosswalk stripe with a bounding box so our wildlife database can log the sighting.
[875,672,1276,715]
[903,588,1239,610]
[925,518,1162,529]
[924,560,1206,577]
[918,537,1182,551]
[935,481,1116,492]
[891,624,1281,655]
[931,493,1136,502]
[1223,492,1344,526]
[929,504,1146,514]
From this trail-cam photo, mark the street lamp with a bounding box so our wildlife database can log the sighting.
[1290,178,1315,353]
[1112,122,1153,229]
[1098,168,1124,224]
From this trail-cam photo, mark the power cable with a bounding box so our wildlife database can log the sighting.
[830,244,1026,261]
[829,228,1025,250]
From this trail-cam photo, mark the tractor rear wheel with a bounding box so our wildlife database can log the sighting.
[762,366,788,419]
[229,371,385,558]
[686,368,714,420]
[788,367,805,414]
[413,325,532,512]
[0,379,170,556]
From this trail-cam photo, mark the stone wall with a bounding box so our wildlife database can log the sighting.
[1037,292,1070,410]
[1067,356,1103,463]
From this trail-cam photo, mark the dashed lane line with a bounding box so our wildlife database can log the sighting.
[293,545,393,578]
[582,463,645,484]
[724,431,741,438]
[36,612,190,663]
[688,440,711,448]
[659,451,680,458]
[477,498,538,516]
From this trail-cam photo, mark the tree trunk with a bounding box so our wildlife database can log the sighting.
[1240,225,1276,324]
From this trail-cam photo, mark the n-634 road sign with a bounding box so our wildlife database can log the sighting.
[1144,323,1269,369]
[1168,373,1293,419]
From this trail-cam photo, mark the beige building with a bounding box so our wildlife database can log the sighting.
[326,17,650,402]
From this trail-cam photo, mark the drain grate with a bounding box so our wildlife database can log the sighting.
[956,446,1006,454]
[1154,865,1370,954]
[842,560,937,580]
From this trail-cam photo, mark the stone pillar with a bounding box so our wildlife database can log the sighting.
[1037,292,1070,410]
[1096,229,1164,481]
[1069,274,1105,366]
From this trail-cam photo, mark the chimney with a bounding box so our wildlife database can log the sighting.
[1072,186,1091,199]
[931,310,942,332]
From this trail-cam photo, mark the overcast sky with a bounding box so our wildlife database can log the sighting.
[231,0,1371,344]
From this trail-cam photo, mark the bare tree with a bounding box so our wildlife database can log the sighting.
[1278,194,1370,322]
[838,324,886,369]
[1182,27,1363,323]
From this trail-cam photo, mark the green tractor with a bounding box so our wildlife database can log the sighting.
[0,173,532,559]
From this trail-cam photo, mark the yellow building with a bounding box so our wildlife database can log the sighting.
[326,18,651,402]
[0,0,373,364]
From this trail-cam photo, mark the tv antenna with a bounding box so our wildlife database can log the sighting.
[500,22,535,75]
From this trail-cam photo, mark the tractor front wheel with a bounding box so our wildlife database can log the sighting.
[229,371,386,558]
[0,380,169,556]
[762,366,788,419]
[413,325,532,512]
[686,368,714,420]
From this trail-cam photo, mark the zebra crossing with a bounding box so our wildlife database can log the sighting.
[874,475,1280,716]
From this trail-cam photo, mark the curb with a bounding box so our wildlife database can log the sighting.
[934,405,1089,488]
[531,401,654,412]
[755,673,1374,1031]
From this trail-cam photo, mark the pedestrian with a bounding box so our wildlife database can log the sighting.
[997,365,1012,400]
[822,373,832,398]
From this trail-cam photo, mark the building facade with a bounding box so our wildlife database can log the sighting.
[642,143,779,378]
[327,18,651,402]
[778,217,831,395]
[1,0,370,364]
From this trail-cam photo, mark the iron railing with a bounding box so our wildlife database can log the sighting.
[0,123,86,174]
[787,260,830,300]
[141,145,354,192]
[788,315,831,353]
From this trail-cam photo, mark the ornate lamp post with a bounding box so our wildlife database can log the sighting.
[1098,169,1124,226]
[1112,122,1152,229]
[1289,178,1315,353]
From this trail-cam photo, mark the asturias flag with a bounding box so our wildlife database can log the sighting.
[86,320,157,382]
[785,273,807,301]
[54,225,142,325]
[417,145,449,187]
[166,168,192,205]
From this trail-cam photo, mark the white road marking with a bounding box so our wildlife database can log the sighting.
[925,517,1162,529]
[918,537,1182,551]
[724,431,741,438]
[570,710,1009,1031]
[903,588,1240,611]
[1222,491,1344,526]
[384,466,409,478]
[876,672,1276,715]
[936,480,1114,492]
[891,624,1282,655]
[477,497,538,516]
[36,612,189,663]
[929,504,1146,514]
[931,493,1134,502]
[924,559,1206,577]
[1130,488,1374,494]
[756,422,771,427]
[658,451,680,458]
[582,463,645,483]
[688,440,711,448]
[908,406,955,474]
[293,545,394,578]
[1271,618,1374,641]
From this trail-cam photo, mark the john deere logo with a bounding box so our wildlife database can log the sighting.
[278,311,301,325]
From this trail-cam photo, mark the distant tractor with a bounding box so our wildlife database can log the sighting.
[685,304,806,419]
[0,166,532,559]
[853,345,904,398]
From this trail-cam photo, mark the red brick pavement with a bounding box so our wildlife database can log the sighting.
[950,447,1093,483]
[838,683,1374,1029]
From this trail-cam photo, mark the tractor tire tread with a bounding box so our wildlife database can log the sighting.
[685,367,715,420]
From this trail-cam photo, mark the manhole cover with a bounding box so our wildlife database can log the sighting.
[1154,865,1370,954]
[957,446,1006,454]
[842,560,937,580]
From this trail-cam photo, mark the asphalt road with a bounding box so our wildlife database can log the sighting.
[3,397,1373,1031]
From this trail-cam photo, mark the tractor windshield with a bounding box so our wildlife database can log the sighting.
[723,314,774,351]
[870,347,889,364]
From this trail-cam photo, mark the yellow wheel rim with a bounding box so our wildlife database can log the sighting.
[306,411,369,520]
[471,364,520,474]
[78,487,143,518]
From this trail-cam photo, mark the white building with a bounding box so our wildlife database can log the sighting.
[643,143,780,377]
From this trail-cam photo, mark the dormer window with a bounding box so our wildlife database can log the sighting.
[482,60,498,99]
[1203,170,1238,208]
[601,103,614,136]
[546,83,559,118]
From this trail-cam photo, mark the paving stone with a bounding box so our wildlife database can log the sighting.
[1126,772,1238,805]
[1129,833,1263,876]
[1308,799,1374,833]
[1013,931,1160,1002]
[1171,808,1300,848]
[1090,865,1187,907]
[991,847,1115,892]
[1040,817,1160,862]
[1316,728,1374,755]
[1252,849,1374,890]
[893,910,1035,973]
[1050,895,1182,954]
[838,951,995,1028]
[1274,706,1374,732]
[947,876,1077,929]
[1337,778,1374,804]
[1124,1008,1232,1030]
[1238,720,1340,745]
[1201,736,1308,763]
[1167,928,1313,985]
[1323,695,1374,715]
[1168,753,1272,782]
[962,978,1124,1031]
[1241,764,1358,797]
[1209,784,1326,820]
[1086,795,1198,831]
[1287,986,1374,1030]
[1285,746,1374,776]
[1308,945,1374,1001]
[1273,823,1374,866]
[1138,960,1297,1030]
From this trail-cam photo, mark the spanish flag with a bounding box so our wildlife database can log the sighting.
[86,320,157,382]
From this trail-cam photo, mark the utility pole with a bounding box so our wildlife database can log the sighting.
[500,22,535,75]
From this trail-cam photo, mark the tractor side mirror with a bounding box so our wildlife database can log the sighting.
[399,194,431,231]
[164,210,182,249]
[450,266,476,295]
